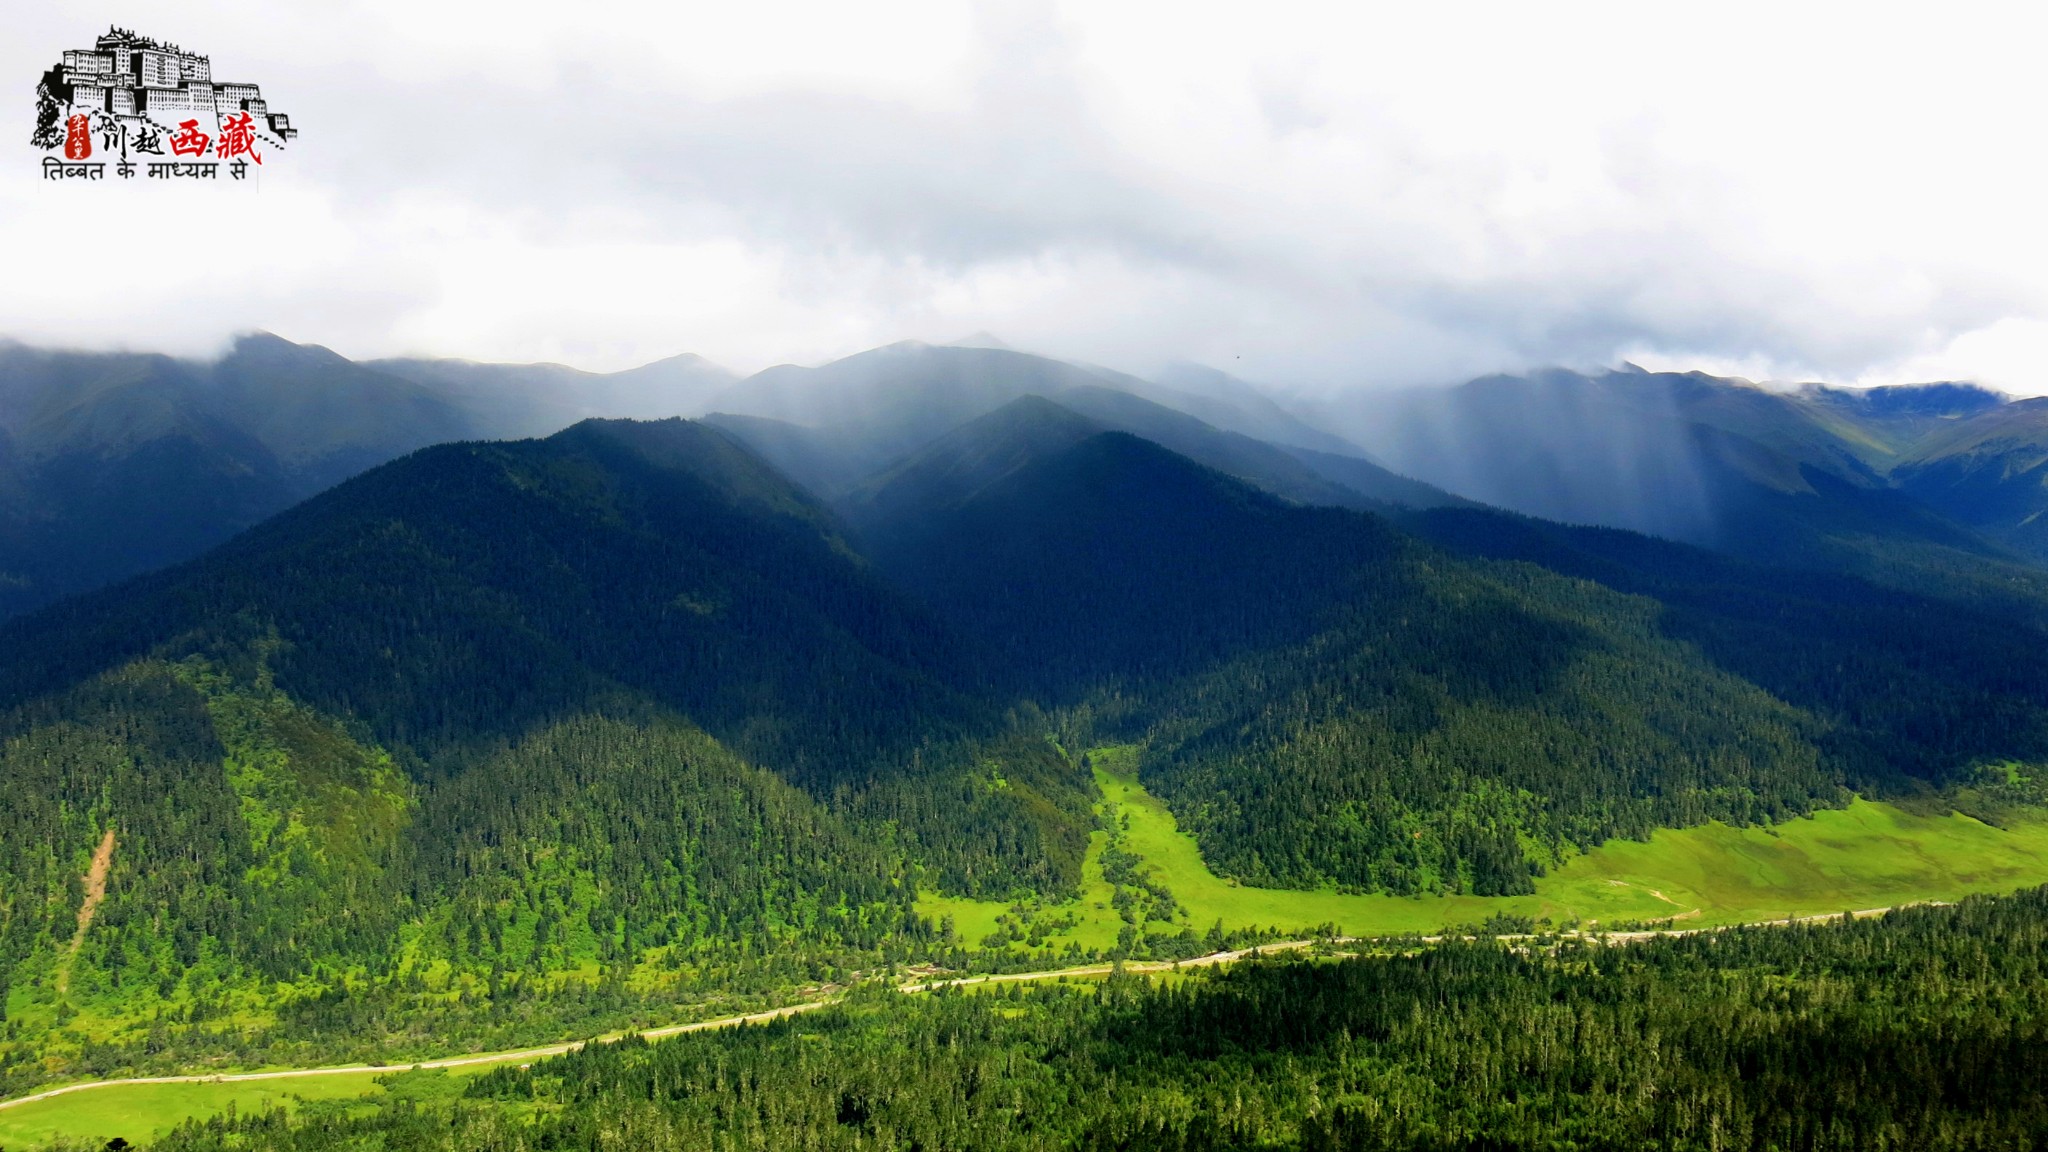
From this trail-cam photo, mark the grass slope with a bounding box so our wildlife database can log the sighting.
[0,1068,482,1148]
[921,748,2048,944]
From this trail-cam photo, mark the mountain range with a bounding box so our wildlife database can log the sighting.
[1325,367,2048,610]
[7,331,2048,1093]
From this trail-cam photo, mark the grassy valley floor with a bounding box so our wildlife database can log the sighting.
[0,1068,482,1149]
[919,748,2048,949]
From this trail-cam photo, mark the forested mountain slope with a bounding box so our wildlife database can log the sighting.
[0,416,1078,931]
[6,392,2048,1103]
[838,394,1103,547]
[0,418,1099,895]
[0,335,1448,620]
[720,383,1458,519]
[0,658,939,1095]
[0,336,470,618]
[852,413,1854,896]
[0,414,1109,1094]
[1401,505,2048,790]
[706,343,1459,510]
[9,394,2048,917]
[0,418,987,777]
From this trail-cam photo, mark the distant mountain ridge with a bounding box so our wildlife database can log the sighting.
[698,343,1391,484]
[1322,368,2048,611]
[10,330,2048,629]
[1891,396,2048,559]
[702,345,1461,515]
[0,335,751,618]
[368,350,739,439]
[0,335,1440,619]
[0,334,472,617]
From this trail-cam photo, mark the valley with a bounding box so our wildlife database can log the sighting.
[15,877,2048,1149]
[924,747,2048,950]
[8,340,2048,1148]
[17,737,2048,1144]
[24,10,2048,1142]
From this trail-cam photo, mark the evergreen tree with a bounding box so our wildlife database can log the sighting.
[31,72,63,150]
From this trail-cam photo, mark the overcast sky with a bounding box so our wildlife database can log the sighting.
[7,1,2048,394]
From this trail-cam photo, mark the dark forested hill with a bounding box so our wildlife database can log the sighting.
[0,344,290,619]
[0,417,999,783]
[0,418,1109,1071]
[706,344,1461,511]
[0,336,471,618]
[850,414,1857,896]
[857,423,1410,694]
[0,336,1448,621]
[838,394,1104,548]
[1400,504,2048,790]
[0,337,746,620]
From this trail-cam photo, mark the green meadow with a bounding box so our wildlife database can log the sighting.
[0,1067,483,1148]
[920,747,2048,947]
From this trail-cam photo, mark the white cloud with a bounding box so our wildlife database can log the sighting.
[1879,318,2048,395]
[4,0,2047,390]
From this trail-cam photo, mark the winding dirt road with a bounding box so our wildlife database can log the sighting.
[0,942,1319,1115]
[2,905,1925,1115]
[0,1002,833,1114]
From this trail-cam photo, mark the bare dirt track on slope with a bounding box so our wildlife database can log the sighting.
[55,828,116,996]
